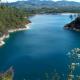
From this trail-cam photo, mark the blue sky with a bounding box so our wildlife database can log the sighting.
[1,0,80,3]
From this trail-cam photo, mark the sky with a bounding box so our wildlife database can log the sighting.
[1,0,80,3]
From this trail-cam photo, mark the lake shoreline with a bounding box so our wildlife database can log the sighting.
[64,16,80,32]
[0,24,30,47]
[64,26,80,32]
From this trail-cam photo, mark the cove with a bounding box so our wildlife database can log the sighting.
[0,14,80,80]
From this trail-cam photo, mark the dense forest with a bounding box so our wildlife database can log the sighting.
[26,7,80,14]
[0,5,31,37]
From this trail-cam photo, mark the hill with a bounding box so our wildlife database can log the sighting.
[0,6,30,36]
[6,1,80,8]
[4,1,80,13]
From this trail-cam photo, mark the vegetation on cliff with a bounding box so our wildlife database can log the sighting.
[0,5,31,37]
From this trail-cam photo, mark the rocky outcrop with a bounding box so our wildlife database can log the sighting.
[64,17,80,31]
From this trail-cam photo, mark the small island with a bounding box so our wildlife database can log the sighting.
[64,16,80,31]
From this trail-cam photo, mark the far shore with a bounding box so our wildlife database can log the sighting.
[0,24,30,47]
[61,13,78,15]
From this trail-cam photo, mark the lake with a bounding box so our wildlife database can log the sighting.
[0,14,80,80]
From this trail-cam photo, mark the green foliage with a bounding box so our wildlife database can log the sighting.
[0,6,30,36]
[27,7,80,14]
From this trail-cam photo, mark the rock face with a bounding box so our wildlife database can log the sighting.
[64,17,80,31]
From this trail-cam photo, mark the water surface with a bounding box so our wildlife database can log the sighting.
[0,14,80,80]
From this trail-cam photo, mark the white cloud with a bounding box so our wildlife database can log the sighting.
[1,0,80,2]
[1,0,22,2]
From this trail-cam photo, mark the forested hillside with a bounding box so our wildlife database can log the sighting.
[0,5,31,36]
[6,1,80,13]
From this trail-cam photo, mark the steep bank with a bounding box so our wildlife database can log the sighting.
[0,24,31,47]
[0,6,31,47]
[64,17,80,31]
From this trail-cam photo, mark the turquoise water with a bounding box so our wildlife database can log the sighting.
[0,14,80,80]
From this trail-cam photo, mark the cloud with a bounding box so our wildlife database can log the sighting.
[1,0,80,2]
